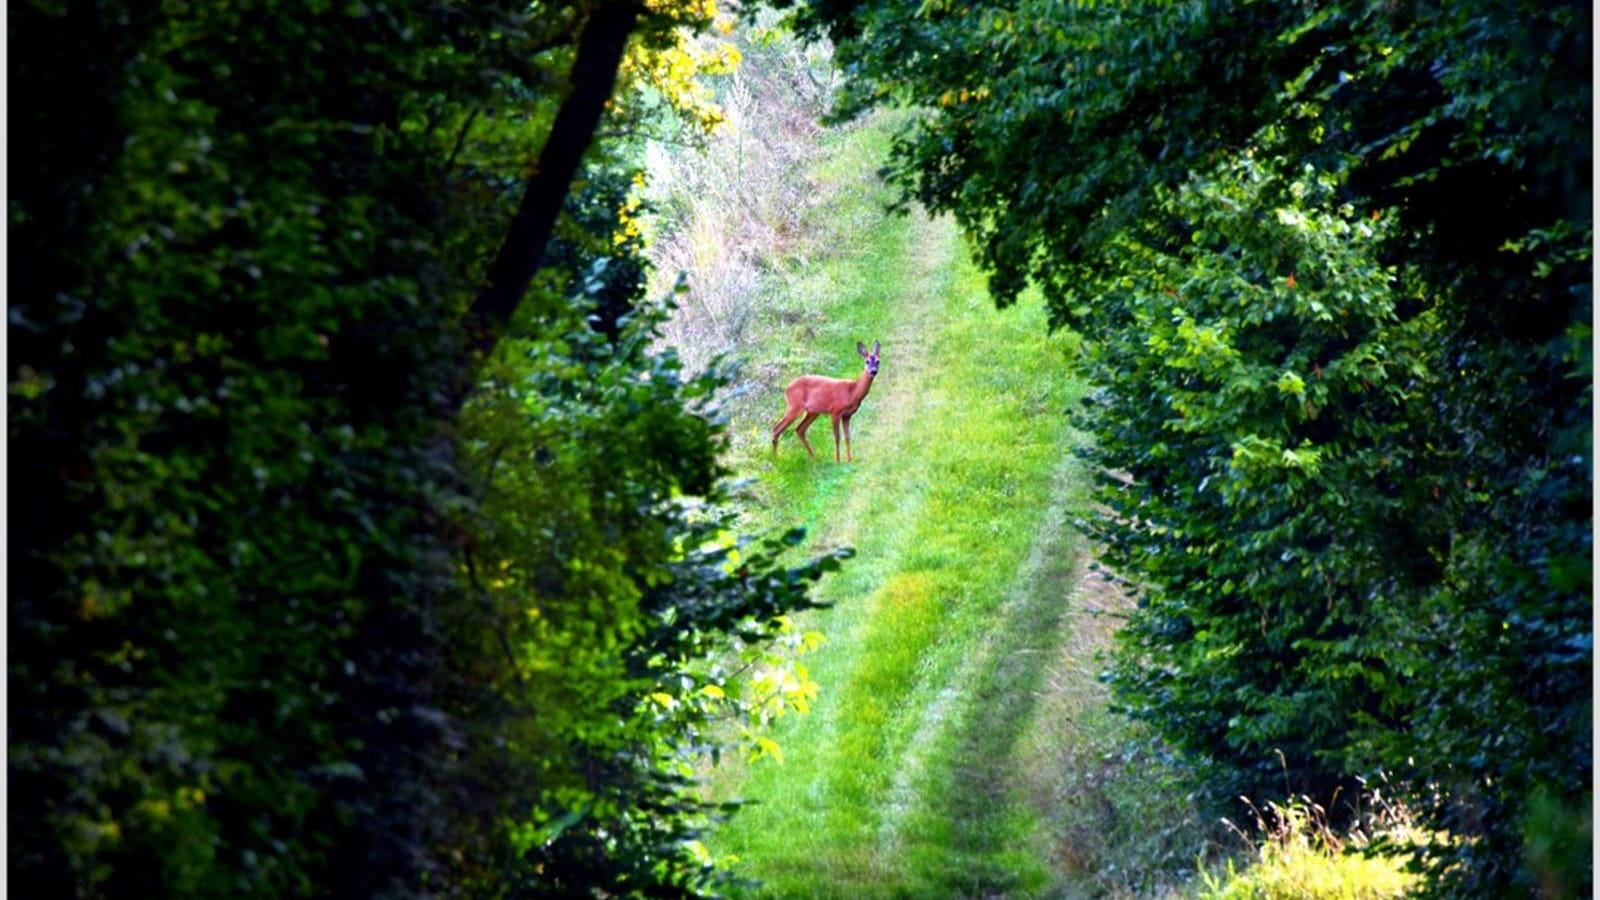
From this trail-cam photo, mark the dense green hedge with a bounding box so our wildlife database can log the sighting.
[779,0,1591,895]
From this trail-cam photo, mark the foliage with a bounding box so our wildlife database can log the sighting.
[459,268,844,897]
[1088,156,1438,802]
[9,0,838,897]
[11,2,502,893]
[776,0,1592,895]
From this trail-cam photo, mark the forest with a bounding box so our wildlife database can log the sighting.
[9,1,1590,898]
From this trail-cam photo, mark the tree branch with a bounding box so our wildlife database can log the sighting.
[443,107,482,176]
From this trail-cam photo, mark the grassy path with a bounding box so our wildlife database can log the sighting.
[667,96,1424,900]
[702,118,1094,899]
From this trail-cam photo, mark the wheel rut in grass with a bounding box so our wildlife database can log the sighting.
[894,459,1086,898]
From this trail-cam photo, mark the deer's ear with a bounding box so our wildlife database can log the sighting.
[857,341,867,356]
[872,341,881,355]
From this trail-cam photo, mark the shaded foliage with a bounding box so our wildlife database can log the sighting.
[12,3,488,893]
[778,0,1591,895]
[10,1,834,897]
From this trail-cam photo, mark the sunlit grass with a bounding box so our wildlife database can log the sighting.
[1192,797,1423,900]
[1197,851,1418,900]
[677,108,1091,898]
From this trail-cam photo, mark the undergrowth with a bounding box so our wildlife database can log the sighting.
[643,11,841,377]
[1193,794,1423,900]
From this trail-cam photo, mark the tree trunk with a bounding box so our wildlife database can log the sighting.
[458,1,643,400]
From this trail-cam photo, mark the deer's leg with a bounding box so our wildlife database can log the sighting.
[842,413,853,462]
[794,412,821,460]
[830,414,843,463]
[771,405,803,452]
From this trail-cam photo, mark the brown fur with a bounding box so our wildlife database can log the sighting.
[770,341,881,463]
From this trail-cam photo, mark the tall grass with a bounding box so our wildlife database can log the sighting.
[643,14,841,377]
[1192,795,1423,900]
[642,28,1210,895]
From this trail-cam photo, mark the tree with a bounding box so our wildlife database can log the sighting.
[776,0,1591,894]
[9,0,834,896]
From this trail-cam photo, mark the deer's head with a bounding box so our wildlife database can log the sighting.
[857,340,881,377]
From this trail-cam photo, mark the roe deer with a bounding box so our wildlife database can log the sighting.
[770,341,881,463]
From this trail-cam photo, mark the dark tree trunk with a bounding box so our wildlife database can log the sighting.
[458,1,643,395]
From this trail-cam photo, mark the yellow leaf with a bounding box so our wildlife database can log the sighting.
[753,736,784,763]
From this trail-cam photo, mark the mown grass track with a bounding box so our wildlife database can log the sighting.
[696,117,1096,900]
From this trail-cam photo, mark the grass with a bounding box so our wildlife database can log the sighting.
[1192,798,1423,900]
[1196,847,1418,900]
[664,110,1092,899]
[648,79,1422,900]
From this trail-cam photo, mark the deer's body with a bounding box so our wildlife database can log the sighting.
[771,341,881,463]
